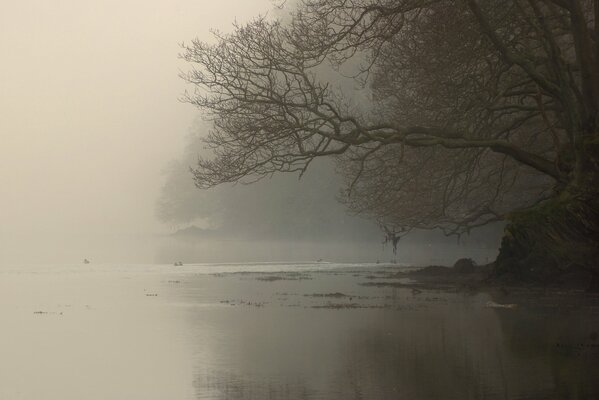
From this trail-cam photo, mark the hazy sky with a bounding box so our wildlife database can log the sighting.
[0,0,273,262]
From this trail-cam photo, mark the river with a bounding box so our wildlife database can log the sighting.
[1,262,597,399]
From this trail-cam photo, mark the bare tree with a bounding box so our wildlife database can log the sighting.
[181,0,599,282]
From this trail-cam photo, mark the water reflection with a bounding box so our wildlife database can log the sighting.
[174,270,599,400]
[1,264,597,399]
[493,292,599,399]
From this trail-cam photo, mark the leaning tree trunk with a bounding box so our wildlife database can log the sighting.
[494,144,599,289]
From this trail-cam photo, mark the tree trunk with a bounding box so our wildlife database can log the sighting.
[494,187,599,289]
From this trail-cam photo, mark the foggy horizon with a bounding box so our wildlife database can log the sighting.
[1,0,274,264]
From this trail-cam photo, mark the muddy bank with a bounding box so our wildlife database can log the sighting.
[363,259,599,295]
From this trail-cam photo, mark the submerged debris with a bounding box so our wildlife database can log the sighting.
[256,276,285,282]
[33,311,63,315]
[220,299,266,307]
[485,301,517,309]
[304,292,348,298]
[311,303,362,309]
[256,273,312,282]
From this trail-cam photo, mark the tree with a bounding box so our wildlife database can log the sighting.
[181,0,599,284]
[156,122,382,241]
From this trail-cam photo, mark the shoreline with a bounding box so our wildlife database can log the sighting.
[361,263,599,296]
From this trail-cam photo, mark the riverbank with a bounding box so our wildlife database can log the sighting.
[362,259,599,295]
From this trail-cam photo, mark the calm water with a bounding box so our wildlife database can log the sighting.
[1,263,598,399]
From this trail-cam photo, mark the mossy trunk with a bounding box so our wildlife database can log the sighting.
[495,136,599,288]
[494,190,599,287]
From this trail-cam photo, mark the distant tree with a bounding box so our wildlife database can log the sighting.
[181,0,599,284]
[156,125,381,240]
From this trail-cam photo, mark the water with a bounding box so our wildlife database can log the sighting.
[1,263,598,399]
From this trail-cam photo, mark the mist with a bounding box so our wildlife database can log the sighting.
[155,120,501,265]
[3,3,596,400]
[0,0,274,264]
[1,0,501,265]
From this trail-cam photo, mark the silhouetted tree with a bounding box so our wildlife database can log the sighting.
[181,0,599,282]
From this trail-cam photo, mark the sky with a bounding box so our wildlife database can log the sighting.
[0,0,274,263]
[0,0,502,265]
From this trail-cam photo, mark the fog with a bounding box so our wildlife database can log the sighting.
[155,121,502,265]
[0,0,274,264]
[0,0,500,265]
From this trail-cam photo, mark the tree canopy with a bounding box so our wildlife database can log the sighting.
[181,0,599,242]
[156,122,382,241]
